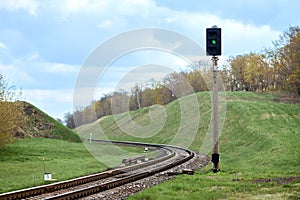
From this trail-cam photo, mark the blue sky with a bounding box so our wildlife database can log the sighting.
[0,0,299,120]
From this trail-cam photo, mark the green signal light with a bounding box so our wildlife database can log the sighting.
[211,39,217,45]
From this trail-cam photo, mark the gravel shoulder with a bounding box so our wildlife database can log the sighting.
[84,153,210,200]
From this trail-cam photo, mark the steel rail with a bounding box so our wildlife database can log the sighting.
[0,140,194,200]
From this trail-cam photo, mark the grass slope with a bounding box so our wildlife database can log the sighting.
[0,138,106,193]
[0,138,156,193]
[0,102,99,193]
[130,92,300,199]
[19,102,80,142]
[79,92,300,199]
[0,102,159,194]
[2,93,299,198]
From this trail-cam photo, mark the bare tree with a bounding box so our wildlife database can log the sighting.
[0,74,23,147]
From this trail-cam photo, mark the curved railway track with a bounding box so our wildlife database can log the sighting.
[0,140,195,200]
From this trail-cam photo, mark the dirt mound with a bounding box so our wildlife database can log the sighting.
[14,103,55,138]
[13,102,80,142]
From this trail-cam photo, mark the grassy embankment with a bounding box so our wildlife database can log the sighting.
[0,138,153,193]
[91,92,299,199]
[0,103,153,193]
[0,102,105,194]
[1,92,299,199]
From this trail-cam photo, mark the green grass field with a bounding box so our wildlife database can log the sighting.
[86,91,299,199]
[0,138,106,193]
[127,92,300,199]
[1,92,299,199]
[0,138,155,193]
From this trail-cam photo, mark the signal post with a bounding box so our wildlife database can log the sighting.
[206,26,221,173]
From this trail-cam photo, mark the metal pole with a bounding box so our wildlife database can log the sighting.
[43,157,46,173]
[212,56,220,173]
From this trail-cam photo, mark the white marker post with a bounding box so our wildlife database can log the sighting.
[89,132,92,143]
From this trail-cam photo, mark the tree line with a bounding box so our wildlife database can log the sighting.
[65,67,210,128]
[223,26,300,93]
[64,26,299,128]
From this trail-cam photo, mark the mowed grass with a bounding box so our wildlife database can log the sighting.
[88,92,300,199]
[130,92,300,199]
[0,138,106,193]
[2,92,299,199]
[0,138,157,194]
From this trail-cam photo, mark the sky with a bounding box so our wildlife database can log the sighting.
[0,0,299,120]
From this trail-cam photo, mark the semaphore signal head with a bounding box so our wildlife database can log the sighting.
[206,27,221,56]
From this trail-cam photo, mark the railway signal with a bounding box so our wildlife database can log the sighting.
[206,25,221,173]
[206,27,221,56]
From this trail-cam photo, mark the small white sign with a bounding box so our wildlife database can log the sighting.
[44,173,52,181]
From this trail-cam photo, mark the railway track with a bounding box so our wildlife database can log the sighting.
[0,140,195,200]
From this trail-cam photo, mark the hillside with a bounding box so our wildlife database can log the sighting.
[15,102,80,142]
[77,92,300,199]
[2,93,299,197]
[78,92,300,173]
[0,102,101,193]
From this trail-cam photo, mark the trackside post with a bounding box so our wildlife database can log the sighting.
[206,25,221,173]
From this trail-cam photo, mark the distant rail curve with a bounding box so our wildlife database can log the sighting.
[0,140,195,200]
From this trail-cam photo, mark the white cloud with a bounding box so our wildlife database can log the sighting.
[221,20,280,54]
[56,0,109,14]
[45,63,79,74]
[160,16,178,24]
[23,88,73,103]
[156,10,281,55]
[25,0,280,56]
[27,52,39,61]
[0,42,8,50]
[97,20,113,28]
[0,0,38,16]
[52,0,159,19]
[0,0,286,119]
[0,63,34,84]
[22,88,75,119]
